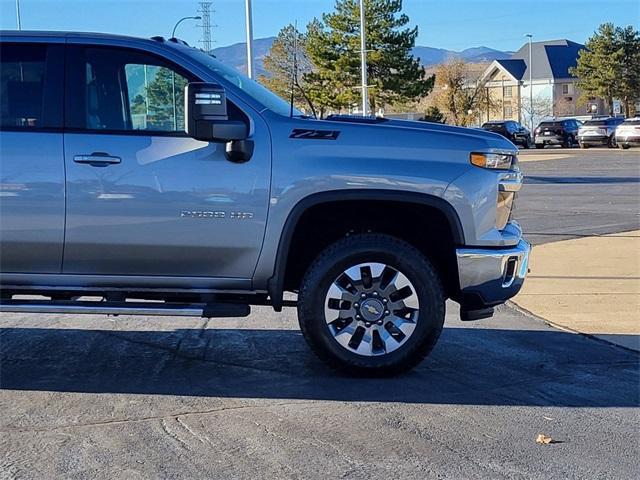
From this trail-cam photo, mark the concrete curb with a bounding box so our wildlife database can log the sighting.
[511,230,640,352]
[507,300,640,355]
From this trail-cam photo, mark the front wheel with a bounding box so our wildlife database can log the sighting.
[297,234,445,376]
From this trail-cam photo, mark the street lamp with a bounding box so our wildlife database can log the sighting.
[170,16,201,131]
[245,0,255,79]
[15,0,22,30]
[171,15,201,39]
[525,34,533,130]
[359,0,369,116]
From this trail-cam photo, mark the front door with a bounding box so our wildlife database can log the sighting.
[62,45,270,279]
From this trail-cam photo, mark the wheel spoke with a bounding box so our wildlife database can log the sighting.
[328,317,354,335]
[379,266,398,290]
[333,321,358,348]
[388,315,416,336]
[347,325,366,351]
[378,327,402,354]
[360,265,373,289]
[325,282,357,323]
[384,322,406,343]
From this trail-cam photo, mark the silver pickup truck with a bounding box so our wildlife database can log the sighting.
[0,31,530,375]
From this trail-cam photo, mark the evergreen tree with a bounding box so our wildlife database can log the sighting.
[304,0,433,115]
[145,67,188,129]
[617,25,640,117]
[419,106,446,123]
[571,23,640,116]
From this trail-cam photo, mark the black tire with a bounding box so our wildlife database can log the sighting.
[297,233,445,376]
[608,135,617,148]
[621,144,630,150]
[580,142,588,149]
[535,144,544,149]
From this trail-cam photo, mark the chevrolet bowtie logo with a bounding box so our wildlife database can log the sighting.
[365,305,380,315]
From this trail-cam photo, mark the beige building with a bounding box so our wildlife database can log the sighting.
[478,39,606,128]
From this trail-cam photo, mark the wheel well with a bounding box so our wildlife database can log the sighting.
[281,200,460,299]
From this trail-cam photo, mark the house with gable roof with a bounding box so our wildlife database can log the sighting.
[478,39,606,128]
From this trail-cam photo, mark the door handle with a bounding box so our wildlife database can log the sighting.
[73,153,121,166]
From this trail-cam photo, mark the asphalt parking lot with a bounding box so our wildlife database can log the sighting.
[1,147,639,479]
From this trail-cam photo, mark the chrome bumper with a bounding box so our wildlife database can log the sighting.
[456,238,531,308]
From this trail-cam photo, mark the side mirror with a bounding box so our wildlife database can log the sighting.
[185,82,248,143]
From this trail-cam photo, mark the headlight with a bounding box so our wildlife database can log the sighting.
[470,152,514,170]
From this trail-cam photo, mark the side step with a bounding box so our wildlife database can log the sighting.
[0,299,250,318]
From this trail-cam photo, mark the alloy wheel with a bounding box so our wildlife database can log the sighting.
[323,262,419,356]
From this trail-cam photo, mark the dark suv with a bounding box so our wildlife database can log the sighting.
[534,119,580,148]
[577,117,625,148]
[481,121,531,148]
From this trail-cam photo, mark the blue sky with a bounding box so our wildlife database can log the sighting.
[1,0,638,51]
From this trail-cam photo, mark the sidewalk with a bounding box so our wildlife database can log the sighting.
[513,231,640,351]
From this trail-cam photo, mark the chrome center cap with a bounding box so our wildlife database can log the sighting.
[359,298,385,322]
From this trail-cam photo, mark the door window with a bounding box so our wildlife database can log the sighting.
[1,44,46,128]
[66,47,193,133]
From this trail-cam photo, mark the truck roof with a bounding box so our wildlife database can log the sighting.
[0,30,189,49]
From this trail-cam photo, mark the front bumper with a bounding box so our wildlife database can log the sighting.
[535,135,563,145]
[616,135,640,146]
[578,135,608,145]
[455,236,531,311]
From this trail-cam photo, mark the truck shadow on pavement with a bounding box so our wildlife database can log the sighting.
[1,325,638,407]
[525,175,640,185]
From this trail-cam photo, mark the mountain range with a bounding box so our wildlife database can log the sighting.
[211,37,513,76]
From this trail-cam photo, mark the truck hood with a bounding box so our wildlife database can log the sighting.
[313,116,517,152]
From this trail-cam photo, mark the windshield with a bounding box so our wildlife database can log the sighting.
[185,48,302,117]
[539,122,563,128]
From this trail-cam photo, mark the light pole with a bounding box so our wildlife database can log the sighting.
[170,16,200,131]
[359,0,369,116]
[15,0,21,30]
[525,34,533,129]
[171,16,201,39]
[245,0,255,79]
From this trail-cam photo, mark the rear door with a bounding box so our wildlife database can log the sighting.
[0,41,65,273]
[62,44,271,280]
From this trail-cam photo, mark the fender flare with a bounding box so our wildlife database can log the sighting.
[267,189,465,311]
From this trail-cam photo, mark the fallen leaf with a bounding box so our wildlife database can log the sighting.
[536,433,553,444]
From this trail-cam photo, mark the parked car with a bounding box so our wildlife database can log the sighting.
[0,31,531,375]
[481,121,532,148]
[534,119,580,148]
[614,117,640,149]
[578,117,625,148]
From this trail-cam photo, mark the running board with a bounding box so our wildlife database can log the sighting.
[0,299,250,318]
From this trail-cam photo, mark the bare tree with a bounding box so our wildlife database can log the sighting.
[520,93,553,130]
[432,60,497,126]
[259,24,317,116]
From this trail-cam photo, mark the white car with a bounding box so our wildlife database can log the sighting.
[615,118,640,149]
